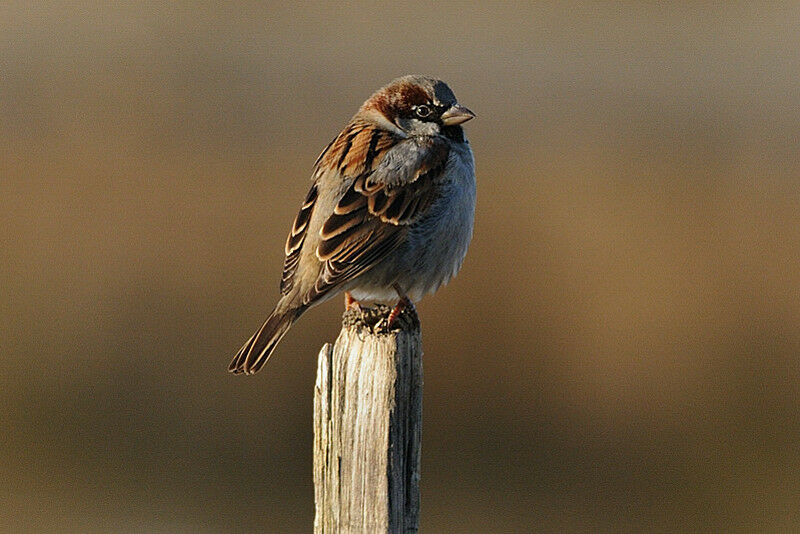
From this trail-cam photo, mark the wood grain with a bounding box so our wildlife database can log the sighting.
[313,305,422,533]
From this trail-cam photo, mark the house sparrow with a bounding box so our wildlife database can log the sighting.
[230,75,475,375]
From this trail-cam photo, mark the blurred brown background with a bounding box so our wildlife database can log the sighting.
[2,2,799,532]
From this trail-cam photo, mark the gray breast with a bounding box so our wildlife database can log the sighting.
[347,141,475,304]
[398,146,476,301]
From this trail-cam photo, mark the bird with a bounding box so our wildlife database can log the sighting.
[229,75,476,375]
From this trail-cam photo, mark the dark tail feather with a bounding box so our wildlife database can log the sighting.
[229,306,305,375]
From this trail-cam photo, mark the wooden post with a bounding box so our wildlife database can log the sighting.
[313,304,422,533]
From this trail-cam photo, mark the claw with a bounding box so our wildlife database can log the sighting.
[344,291,361,311]
[387,283,414,327]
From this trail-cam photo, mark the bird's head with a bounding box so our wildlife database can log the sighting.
[359,75,474,139]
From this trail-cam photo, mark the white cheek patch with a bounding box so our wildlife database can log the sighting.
[414,121,440,136]
[395,118,440,137]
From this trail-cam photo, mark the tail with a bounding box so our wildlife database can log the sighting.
[229,305,306,375]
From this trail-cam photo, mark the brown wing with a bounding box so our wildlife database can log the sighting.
[278,119,385,296]
[299,125,451,306]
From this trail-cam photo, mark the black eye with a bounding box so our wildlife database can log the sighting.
[414,104,432,119]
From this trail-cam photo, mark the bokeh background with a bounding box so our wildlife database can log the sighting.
[2,2,799,532]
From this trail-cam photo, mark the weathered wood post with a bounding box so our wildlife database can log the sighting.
[313,304,422,533]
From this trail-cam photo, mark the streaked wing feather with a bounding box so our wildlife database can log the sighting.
[280,183,318,295]
[306,226,403,304]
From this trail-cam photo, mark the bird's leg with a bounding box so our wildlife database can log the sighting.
[387,283,414,327]
[344,291,361,311]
